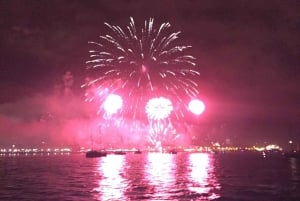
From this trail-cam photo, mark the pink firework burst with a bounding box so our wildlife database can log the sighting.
[103,94,123,115]
[145,97,173,120]
[188,99,205,115]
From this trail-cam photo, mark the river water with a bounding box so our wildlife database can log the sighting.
[0,152,299,201]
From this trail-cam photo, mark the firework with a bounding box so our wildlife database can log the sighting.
[145,97,173,120]
[103,94,123,115]
[84,17,203,150]
[148,120,178,151]
[188,99,205,115]
[145,97,179,150]
[85,17,200,120]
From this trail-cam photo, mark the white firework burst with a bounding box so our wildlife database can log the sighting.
[145,97,173,120]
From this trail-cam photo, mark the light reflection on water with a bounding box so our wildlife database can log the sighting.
[145,153,177,199]
[289,158,300,194]
[189,153,220,200]
[94,155,126,201]
[92,153,220,200]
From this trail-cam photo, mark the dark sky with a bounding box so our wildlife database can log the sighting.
[0,0,299,147]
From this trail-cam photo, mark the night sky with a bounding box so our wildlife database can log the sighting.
[0,0,299,148]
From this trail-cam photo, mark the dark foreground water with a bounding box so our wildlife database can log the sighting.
[0,152,299,201]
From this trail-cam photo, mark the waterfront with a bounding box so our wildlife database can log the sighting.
[0,152,299,201]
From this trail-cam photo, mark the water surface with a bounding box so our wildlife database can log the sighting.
[1,152,299,200]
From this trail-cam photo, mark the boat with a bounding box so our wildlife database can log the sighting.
[167,149,177,154]
[284,126,300,158]
[86,150,107,158]
[133,150,142,154]
[113,150,126,155]
[86,124,107,158]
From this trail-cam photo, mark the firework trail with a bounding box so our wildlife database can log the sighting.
[84,17,200,120]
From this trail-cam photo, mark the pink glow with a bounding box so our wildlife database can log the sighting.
[188,99,205,115]
[103,94,123,115]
